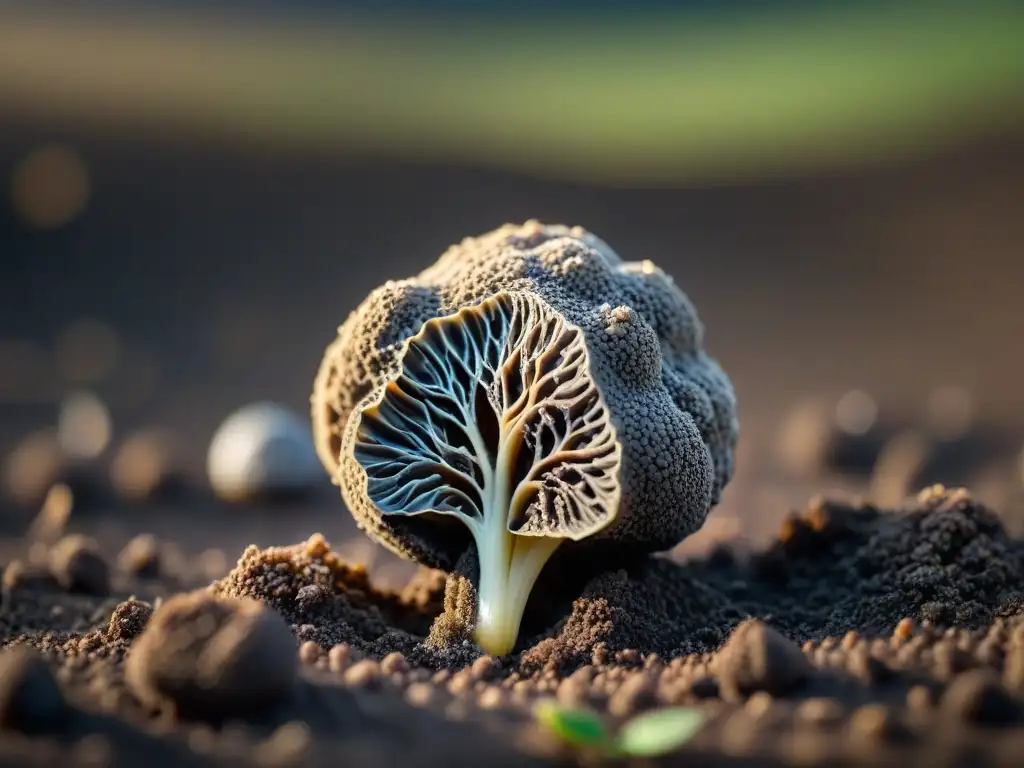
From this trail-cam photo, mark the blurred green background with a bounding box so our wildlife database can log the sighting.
[1,1,1023,557]
[1,2,1022,183]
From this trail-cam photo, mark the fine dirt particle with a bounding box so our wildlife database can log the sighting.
[125,591,297,721]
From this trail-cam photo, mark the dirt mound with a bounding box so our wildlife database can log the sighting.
[203,485,1024,678]
[4,485,1024,766]
[689,485,1024,638]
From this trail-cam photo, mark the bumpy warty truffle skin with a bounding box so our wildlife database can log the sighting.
[312,221,738,570]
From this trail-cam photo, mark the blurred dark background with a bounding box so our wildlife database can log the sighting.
[1,1,1023,566]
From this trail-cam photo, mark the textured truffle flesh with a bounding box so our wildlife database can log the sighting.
[351,292,621,655]
[312,221,738,649]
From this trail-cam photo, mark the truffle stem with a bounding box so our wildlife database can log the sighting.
[473,520,561,657]
[472,436,561,656]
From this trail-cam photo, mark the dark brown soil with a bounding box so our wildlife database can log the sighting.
[4,485,1024,766]
[3,117,1024,767]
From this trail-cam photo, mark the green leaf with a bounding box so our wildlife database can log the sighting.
[614,707,706,757]
[533,700,610,748]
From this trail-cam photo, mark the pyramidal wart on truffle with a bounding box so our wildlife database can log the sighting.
[312,221,738,656]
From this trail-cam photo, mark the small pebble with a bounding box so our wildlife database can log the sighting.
[848,704,898,742]
[405,682,436,708]
[343,660,381,689]
[556,669,591,706]
[2,559,58,593]
[893,617,915,641]
[48,535,110,596]
[448,669,474,696]
[713,619,812,700]
[257,721,311,767]
[607,672,657,717]
[3,430,70,507]
[295,584,331,612]
[795,697,843,726]
[110,429,184,502]
[380,652,408,675]
[941,670,1020,725]
[298,641,321,666]
[906,685,934,712]
[73,734,113,767]
[745,691,775,719]
[1003,645,1024,689]
[688,676,720,699]
[932,643,975,681]
[477,685,507,709]
[25,483,73,545]
[327,644,351,673]
[117,534,161,578]
[721,711,758,756]
[974,637,1002,667]
[207,402,322,503]
[846,645,891,684]
[775,391,887,478]
[470,655,499,681]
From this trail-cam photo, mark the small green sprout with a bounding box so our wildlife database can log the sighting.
[533,700,611,749]
[533,701,706,758]
[614,707,706,757]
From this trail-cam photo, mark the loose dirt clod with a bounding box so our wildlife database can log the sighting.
[712,619,812,700]
[125,591,297,721]
[105,598,153,642]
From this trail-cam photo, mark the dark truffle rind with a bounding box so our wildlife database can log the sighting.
[313,221,737,569]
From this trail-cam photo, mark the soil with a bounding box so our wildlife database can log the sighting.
[3,121,1024,766]
[1,484,1024,767]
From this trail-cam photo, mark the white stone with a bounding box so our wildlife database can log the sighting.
[207,402,321,501]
